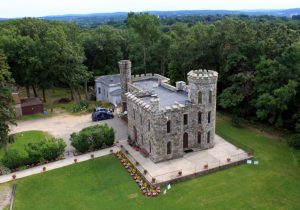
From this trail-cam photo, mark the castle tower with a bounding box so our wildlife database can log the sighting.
[187,69,218,148]
[119,60,132,112]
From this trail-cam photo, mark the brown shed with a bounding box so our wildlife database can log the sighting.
[21,98,44,115]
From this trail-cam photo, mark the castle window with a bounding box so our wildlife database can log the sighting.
[141,135,144,145]
[133,111,135,120]
[140,114,142,125]
[198,112,202,124]
[184,114,188,125]
[209,90,212,103]
[98,87,101,94]
[207,131,211,143]
[167,142,171,154]
[149,141,152,154]
[198,132,202,144]
[198,91,202,104]
[148,120,150,131]
[167,120,171,133]
[208,111,211,124]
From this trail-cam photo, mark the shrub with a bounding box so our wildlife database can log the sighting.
[288,133,300,149]
[71,124,115,153]
[231,116,244,127]
[2,149,25,170]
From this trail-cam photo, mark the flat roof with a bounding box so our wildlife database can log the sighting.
[133,79,189,108]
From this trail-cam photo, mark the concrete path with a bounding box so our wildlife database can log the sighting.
[0,146,120,184]
[10,113,128,152]
[0,186,11,210]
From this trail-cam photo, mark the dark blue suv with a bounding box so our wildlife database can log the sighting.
[92,108,114,121]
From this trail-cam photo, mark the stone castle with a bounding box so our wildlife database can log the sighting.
[119,60,218,163]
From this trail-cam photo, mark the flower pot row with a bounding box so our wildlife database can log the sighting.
[115,151,160,197]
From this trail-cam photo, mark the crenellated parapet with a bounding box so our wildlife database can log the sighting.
[187,69,218,85]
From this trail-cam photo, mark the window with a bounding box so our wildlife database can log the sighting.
[167,120,171,133]
[140,114,142,125]
[207,131,210,143]
[133,111,135,120]
[148,120,150,131]
[209,90,212,103]
[149,141,151,153]
[198,91,202,104]
[208,111,211,124]
[198,132,202,144]
[198,112,202,124]
[98,87,101,94]
[184,114,188,125]
[167,142,171,154]
[141,135,144,145]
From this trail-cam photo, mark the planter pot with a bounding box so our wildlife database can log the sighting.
[74,159,78,163]
[43,167,46,172]
[12,174,16,180]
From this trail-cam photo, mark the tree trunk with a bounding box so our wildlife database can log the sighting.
[32,85,38,97]
[48,87,54,112]
[42,88,46,102]
[70,87,74,100]
[84,81,88,100]
[25,84,30,98]
[71,86,79,103]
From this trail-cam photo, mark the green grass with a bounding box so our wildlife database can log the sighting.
[0,131,52,160]
[6,116,300,210]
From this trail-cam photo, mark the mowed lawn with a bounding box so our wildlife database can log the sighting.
[10,116,300,210]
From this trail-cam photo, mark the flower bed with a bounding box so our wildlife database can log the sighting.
[115,151,160,197]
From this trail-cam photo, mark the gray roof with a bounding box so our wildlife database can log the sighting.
[133,79,189,107]
[110,88,122,96]
[95,74,120,86]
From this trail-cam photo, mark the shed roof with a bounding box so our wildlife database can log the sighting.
[95,74,120,86]
[21,98,43,107]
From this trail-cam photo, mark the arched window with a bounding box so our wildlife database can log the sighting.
[167,142,171,154]
[198,112,202,124]
[198,132,202,144]
[209,90,212,103]
[167,120,171,133]
[207,131,211,143]
[198,91,202,104]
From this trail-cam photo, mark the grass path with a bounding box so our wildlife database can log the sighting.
[7,115,300,210]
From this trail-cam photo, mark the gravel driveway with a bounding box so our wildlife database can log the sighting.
[10,113,128,152]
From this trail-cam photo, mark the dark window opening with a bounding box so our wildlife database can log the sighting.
[198,132,202,144]
[98,87,101,94]
[209,90,212,103]
[208,111,211,124]
[198,112,202,124]
[167,142,171,154]
[167,120,171,133]
[184,114,188,125]
[207,131,211,143]
[198,91,202,104]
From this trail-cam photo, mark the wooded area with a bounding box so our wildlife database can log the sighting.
[0,13,300,137]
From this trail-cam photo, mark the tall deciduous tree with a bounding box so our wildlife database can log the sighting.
[0,50,16,149]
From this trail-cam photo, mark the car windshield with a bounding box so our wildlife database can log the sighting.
[94,107,107,112]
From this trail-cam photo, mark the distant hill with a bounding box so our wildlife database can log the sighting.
[1,8,300,26]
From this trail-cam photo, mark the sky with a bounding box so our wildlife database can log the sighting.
[1,0,300,18]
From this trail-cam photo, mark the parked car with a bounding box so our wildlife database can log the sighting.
[92,108,114,121]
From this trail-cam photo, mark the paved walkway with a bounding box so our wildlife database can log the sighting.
[0,186,11,210]
[0,146,120,184]
[10,113,128,152]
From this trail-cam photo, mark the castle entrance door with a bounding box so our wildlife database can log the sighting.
[133,126,137,142]
[183,132,188,148]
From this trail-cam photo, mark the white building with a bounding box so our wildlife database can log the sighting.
[95,74,121,106]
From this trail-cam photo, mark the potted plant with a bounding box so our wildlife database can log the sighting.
[136,161,139,166]
[227,158,231,162]
[12,174,16,180]
[204,164,208,169]
[74,158,78,163]
[178,170,182,176]
[110,149,113,153]
[91,154,95,159]
[151,177,156,183]
[43,166,46,172]
[143,169,148,175]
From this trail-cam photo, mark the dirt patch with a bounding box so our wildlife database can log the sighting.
[0,186,11,210]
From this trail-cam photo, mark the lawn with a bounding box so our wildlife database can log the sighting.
[0,131,52,160]
[8,116,300,210]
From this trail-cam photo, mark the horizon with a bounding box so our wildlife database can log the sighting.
[1,0,300,18]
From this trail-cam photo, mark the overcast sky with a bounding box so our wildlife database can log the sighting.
[1,0,300,18]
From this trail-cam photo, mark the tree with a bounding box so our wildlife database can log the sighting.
[0,50,16,149]
[127,13,160,73]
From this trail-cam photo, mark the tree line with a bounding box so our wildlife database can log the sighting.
[0,13,300,139]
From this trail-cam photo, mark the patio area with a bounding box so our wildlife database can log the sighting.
[119,135,251,185]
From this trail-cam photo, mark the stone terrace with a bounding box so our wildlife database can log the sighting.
[119,135,251,185]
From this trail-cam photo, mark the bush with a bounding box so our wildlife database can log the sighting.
[70,124,115,153]
[288,133,300,149]
[231,116,244,127]
[25,138,66,165]
[2,149,25,170]
[70,100,90,113]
